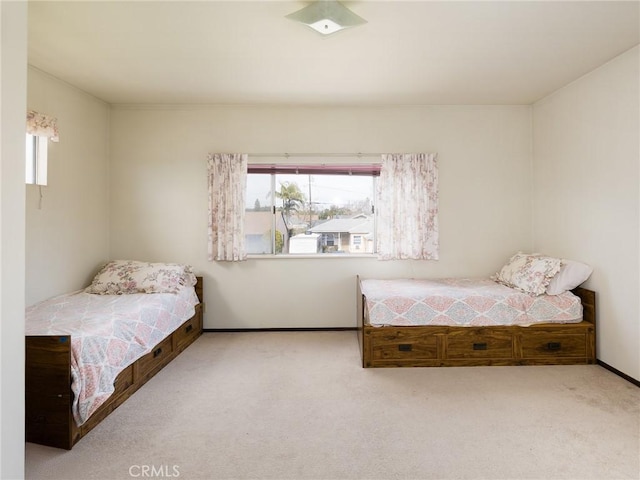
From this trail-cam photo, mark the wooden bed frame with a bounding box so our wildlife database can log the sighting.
[25,277,204,450]
[357,276,596,368]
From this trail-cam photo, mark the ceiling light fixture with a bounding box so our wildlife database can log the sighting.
[286,0,367,36]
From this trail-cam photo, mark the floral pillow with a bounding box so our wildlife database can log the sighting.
[85,260,197,295]
[493,252,562,296]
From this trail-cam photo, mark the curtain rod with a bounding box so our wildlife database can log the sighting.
[247,152,383,158]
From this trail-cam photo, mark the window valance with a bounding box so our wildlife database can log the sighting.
[26,110,59,142]
[247,164,380,176]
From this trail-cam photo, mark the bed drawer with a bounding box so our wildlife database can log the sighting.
[446,332,513,359]
[175,305,202,351]
[370,330,439,361]
[138,336,173,379]
[521,333,587,358]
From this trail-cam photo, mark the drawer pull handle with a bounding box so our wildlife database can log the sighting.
[546,342,561,351]
[153,347,162,358]
[185,324,193,333]
[398,344,412,352]
[473,343,488,350]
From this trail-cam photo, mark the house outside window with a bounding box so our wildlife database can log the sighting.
[309,214,374,253]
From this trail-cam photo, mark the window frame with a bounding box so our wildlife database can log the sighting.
[246,164,380,258]
[25,133,48,186]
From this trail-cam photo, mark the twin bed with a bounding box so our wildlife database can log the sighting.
[25,261,204,450]
[357,254,596,368]
[357,277,595,367]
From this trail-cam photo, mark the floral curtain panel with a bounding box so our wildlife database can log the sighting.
[26,110,59,141]
[376,153,439,260]
[207,153,248,261]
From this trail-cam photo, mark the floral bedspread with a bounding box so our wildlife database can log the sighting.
[25,287,199,426]
[361,277,582,327]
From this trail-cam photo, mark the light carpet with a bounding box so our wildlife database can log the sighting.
[25,331,640,480]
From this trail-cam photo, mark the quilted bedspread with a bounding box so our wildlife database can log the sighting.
[25,287,199,426]
[361,277,582,327]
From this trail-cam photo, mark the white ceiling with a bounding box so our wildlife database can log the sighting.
[28,1,640,106]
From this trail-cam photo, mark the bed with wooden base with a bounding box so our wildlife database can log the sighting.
[25,277,204,450]
[357,276,596,368]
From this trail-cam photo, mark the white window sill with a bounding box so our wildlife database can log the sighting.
[247,253,377,260]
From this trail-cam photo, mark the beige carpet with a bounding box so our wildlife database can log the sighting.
[25,331,640,480]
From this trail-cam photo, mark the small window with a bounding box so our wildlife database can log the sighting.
[25,133,48,185]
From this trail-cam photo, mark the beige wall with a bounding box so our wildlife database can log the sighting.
[533,46,640,380]
[26,67,111,306]
[110,105,533,328]
[1,2,27,477]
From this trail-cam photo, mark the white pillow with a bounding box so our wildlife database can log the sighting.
[546,259,593,295]
[493,252,562,296]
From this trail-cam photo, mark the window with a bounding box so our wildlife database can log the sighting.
[25,133,48,186]
[245,165,379,255]
[26,110,58,186]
